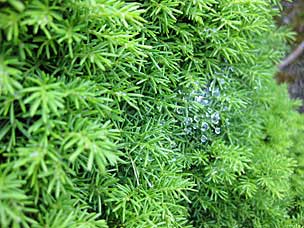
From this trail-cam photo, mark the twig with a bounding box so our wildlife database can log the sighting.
[278,41,304,70]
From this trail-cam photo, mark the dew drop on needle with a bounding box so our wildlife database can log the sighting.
[201,135,208,143]
[201,122,209,131]
[214,127,221,135]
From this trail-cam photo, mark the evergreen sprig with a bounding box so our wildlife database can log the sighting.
[0,0,303,227]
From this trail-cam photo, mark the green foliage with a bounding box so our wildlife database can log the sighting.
[0,0,303,227]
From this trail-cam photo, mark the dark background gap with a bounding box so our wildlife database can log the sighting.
[277,0,304,112]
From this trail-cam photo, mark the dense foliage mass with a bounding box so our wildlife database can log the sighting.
[0,0,303,227]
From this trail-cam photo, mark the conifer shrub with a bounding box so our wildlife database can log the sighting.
[0,0,303,227]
